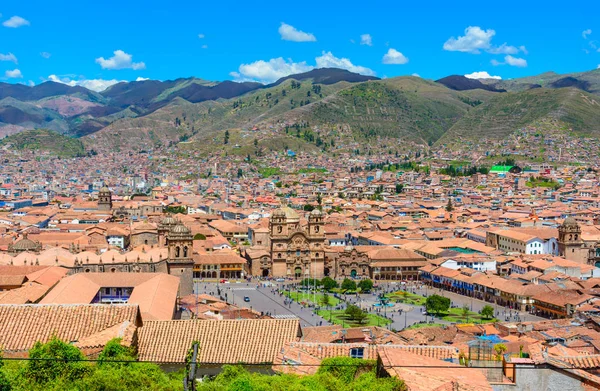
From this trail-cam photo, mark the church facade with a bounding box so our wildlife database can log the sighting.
[267,207,327,278]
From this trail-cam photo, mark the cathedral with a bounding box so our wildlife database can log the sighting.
[267,207,326,278]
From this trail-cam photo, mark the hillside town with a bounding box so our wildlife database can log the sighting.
[3,140,600,390]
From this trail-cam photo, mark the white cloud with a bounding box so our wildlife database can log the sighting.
[47,74,123,92]
[0,52,17,63]
[3,16,30,28]
[198,33,205,39]
[505,55,527,67]
[360,34,372,46]
[231,57,313,83]
[95,50,146,70]
[487,43,519,55]
[443,26,526,57]
[201,44,208,49]
[231,51,375,83]
[315,51,375,76]
[491,55,527,67]
[5,69,23,78]
[278,22,316,42]
[443,26,495,54]
[412,73,421,77]
[583,29,592,39]
[40,52,51,59]
[382,48,409,64]
[465,71,501,80]
[136,77,149,81]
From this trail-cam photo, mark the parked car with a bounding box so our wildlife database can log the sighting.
[276,278,285,282]
[244,296,250,302]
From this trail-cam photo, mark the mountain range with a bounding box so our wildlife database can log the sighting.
[1,67,600,153]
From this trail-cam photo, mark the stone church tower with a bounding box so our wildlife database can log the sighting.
[97,186,113,211]
[558,216,587,263]
[166,223,195,295]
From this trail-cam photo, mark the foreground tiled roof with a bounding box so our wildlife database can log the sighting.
[0,304,141,355]
[137,319,301,363]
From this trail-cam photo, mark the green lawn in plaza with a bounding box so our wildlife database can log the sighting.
[316,309,393,328]
[431,307,498,324]
[386,290,427,306]
[284,291,342,306]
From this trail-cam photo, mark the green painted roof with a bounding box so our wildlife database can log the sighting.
[490,165,513,173]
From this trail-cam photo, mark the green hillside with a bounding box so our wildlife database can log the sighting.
[1,129,86,157]
[84,79,348,152]
[438,87,600,144]
[294,77,486,144]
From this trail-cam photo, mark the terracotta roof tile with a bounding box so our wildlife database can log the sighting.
[137,319,301,363]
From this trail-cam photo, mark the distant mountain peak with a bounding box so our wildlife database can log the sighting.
[270,67,380,86]
[435,75,505,92]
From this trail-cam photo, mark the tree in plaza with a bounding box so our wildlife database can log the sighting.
[321,276,338,291]
[345,305,368,324]
[401,290,409,301]
[321,293,331,308]
[357,279,374,293]
[462,305,470,320]
[425,294,451,316]
[446,198,454,212]
[341,278,357,292]
[481,305,495,319]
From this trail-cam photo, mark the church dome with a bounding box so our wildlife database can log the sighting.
[12,234,40,252]
[562,216,579,228]
[281,207,299,222]
[99,186,110,193]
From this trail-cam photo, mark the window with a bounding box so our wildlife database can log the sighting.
[350,348,364,359]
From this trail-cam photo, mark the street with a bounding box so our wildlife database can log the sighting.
[193,279,546,331]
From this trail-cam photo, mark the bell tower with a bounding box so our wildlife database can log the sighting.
[166,223,194,295]
[97,186,112,211]
[270,209,287,237]
[558,216,585,262]
[308,209,324,237]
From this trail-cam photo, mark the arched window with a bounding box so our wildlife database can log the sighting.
[315,226,320,233]
[183,246,188,257]
[277,226,282,233]
[175,246,180,258]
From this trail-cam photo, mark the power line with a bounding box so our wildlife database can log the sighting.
[0,357,578,370]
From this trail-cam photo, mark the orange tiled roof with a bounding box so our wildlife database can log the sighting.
[0,304,141,356]
[137,319,301,363]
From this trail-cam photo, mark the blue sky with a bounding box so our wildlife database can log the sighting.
[0,0,598,91]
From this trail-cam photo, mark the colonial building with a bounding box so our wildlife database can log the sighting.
[268,207,326,278]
